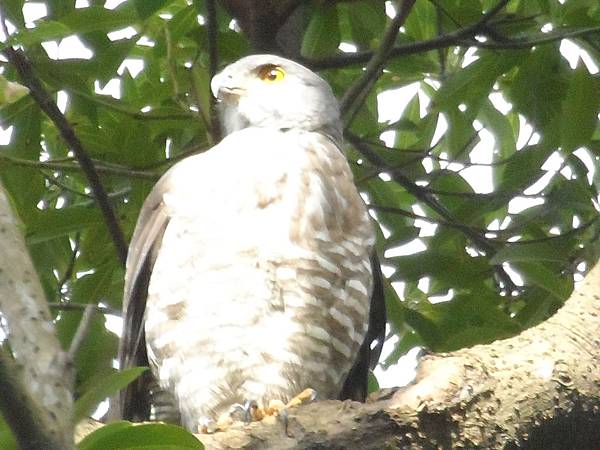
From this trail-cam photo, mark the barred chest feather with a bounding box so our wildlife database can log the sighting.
[143,127,375,430]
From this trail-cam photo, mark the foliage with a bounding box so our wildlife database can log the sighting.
[0,0,598,446]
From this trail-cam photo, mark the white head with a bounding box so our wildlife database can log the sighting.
[211,54,342,142]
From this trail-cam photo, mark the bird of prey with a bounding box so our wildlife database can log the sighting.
[118,54,386,432]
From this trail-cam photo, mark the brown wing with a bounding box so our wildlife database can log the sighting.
[117,175,172,421]
[339,252,386,401]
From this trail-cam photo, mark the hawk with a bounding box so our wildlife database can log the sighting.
[119,54,386,431]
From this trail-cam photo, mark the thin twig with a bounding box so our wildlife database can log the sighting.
[340,0,416,118]
[67,304,96,360]
[459,26,600,50]
[49,302,121,317]
[2,47,129,266]
[0,152,159,180]
[55,233,80,300]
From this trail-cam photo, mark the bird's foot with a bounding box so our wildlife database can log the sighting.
[198,389,317,434]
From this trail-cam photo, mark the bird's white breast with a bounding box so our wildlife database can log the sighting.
[144,127,374,429]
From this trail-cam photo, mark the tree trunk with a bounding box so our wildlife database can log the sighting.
[0,183,73,450]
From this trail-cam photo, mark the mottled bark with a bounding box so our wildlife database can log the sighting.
[0,183,73,449]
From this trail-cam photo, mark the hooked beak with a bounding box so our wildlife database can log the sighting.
[211,73,244,102]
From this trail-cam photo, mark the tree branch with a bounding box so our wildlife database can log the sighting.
[303,0,599,71]
[0,350,66,450]
[1,47,128,266]
[340,0,416,118]
[67,304,97,360]
[0,183,73,449]
[182,260,600,449]
[49,302,122,317]
[0,152,160,180]
[347,131,519,292]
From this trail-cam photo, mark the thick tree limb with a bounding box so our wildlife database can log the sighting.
[193,261,600,449]
[0,183,73,449]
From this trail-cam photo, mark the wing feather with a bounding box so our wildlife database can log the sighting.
[118,174,172,421]
[339,252,386,401]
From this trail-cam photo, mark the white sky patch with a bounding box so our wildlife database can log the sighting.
[560,165,574,180]
[197,14,206,25]
[516,115,535,149]
[23,3,47,25]
[58,35,93,59]
[573,148,597,184]
[0,126,13,145]
[95,79,122,99]
[561,39,599,73]
[105,0,128,9]
[339,42,358,53]
[541,151,564,171]
[429,289,455,304]
[377,82,420,124]
[56,90,68,113]
[422,156,433,173]
[137,36,156,47]
[418,276,430,293]
[462,47,479,68]
[41,41,59,59]
[104,314,123,336]
[508,196,545,214]
[489,91,512,114]
[375,344,421,388]
[385,238,427,257]
[76,0,90,7]
[461,165,494,194]
[108,26,138,41]
[502,263,524,286]
[118,58,145,78]
[385,1,397,18]
[431,113,448,147]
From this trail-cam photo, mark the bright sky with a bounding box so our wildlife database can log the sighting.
[0,1,598,391]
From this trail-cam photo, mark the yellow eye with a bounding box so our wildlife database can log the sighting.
[257,65,286,83]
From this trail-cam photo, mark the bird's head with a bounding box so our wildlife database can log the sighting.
[211,54,342,142]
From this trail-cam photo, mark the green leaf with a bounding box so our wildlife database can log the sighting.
[78,422,204,450]
[405,290,521,352]
[301,3,340,58]
[507,45,569,132]
[497,143,554,193]
[26,207,104,245]
[135,0,170,20]
[346,1,386,48]
[512,261,573,300]
[560,64,600,152]
[75,368,148,420]
[434,52,522,111]
[490,240,574,264]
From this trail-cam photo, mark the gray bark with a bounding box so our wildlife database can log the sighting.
[0,183,73,449]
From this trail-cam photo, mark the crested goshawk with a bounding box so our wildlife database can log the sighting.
[119,54,386,431]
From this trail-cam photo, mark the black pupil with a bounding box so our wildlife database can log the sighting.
[268,69,278,80]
